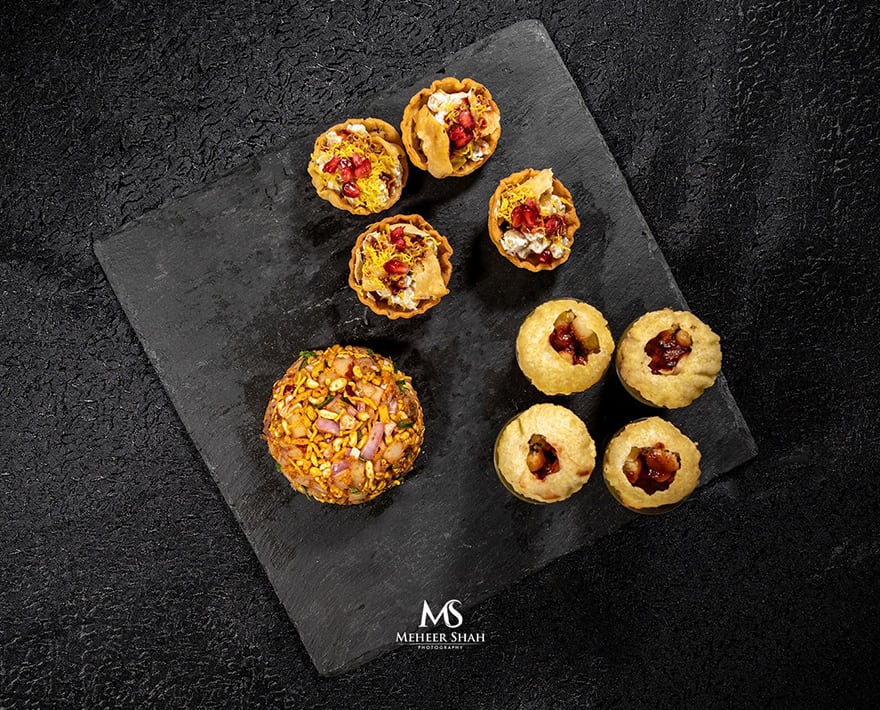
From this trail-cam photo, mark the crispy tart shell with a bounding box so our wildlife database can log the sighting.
[401,77,501,178]
[487,168,580,271]
[348,214,453,319]
[308,117,408,215]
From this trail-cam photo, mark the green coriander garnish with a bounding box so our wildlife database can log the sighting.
[316,393,336,408]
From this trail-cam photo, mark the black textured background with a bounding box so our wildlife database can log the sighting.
[2,1,878,708]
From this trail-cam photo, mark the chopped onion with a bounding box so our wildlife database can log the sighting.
[362,382,382,403]
[332,356,352,376]
[388,398,398,414]
[331,460,350,475]
[384,440,406,464]
[315,417,340,435]
[360,421,385,460]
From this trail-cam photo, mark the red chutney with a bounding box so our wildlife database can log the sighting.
[548,309,599,366]
[549,322,590,365]
[623,443,681,494]
[645,326,692,374]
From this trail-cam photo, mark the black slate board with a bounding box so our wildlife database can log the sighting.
[94,20,756,675]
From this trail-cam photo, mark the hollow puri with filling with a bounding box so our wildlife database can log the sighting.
[349,214,453,319]
[616,308,722,408]
[308,118,408,215]
[262,345,425,505]
[400,76,501,178]
[516,298,615,395]
[602,417,701,513]
[488,168,580,271]
[494,404,596,504]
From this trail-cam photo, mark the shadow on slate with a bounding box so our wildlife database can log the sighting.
[93,20,756,675]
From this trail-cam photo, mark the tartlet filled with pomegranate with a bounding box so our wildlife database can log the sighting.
[516,298,614,395]
[494,404,596,504]
[308,118,408,215]
[349,214,453,319]
[262,345,425,505]
[400,77,501,178]
[488,168,579,271]
[616,308,722,409]
[602,417,701,514]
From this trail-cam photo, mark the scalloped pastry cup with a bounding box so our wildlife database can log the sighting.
[348,214,453,320]
[308,117,409,215]
[487,168,580,271]
[400,77,501,178]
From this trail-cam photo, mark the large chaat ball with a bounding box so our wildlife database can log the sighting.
[262,345,425,505]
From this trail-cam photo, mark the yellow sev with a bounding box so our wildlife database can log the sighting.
[313,129,400,213]
[262,344,425,505]
[495,183,537,223]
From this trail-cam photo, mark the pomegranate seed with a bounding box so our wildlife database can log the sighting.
[342,182,360,198]
[389,226,406,250]
[510,204,526,230]
[447,124,473,148]
[383,258,409,275]
[544,215,565,235]
[337,158,354,183]
[353,157,372,178]
[323,155,340,173]
[537,249,554,263]
[521,203,540,229]
[458,109,474,130]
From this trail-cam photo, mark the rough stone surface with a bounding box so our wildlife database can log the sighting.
[2,0,878,706]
